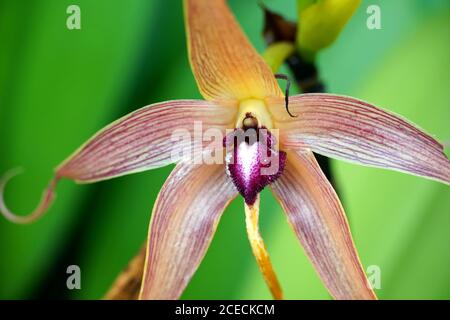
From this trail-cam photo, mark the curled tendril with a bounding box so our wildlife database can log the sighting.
[274,73,297,118]
[0,168,59,224]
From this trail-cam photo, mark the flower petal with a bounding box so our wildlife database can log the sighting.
[185,0,283,101]
[139,161,237,299]
[0,100,235,224]
[0,168,59,224]
[58,100,235,182]
[271,150,376,300]
[270,94,450,184]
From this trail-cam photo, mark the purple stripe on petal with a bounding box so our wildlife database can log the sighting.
[269,94,450,184]
[57,100,236,182]
[140,162,237,299]
[271,151,377,300]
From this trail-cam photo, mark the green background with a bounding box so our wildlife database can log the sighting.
[0,0,449,299]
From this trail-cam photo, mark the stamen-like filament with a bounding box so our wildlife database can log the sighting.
[244,195,283,300]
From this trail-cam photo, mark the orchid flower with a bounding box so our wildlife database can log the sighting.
[1,0,449,300]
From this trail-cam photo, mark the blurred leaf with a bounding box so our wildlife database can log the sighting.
[0,0,156,298]
[341,11,450,299]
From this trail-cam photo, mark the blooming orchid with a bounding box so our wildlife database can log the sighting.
[1,0,449,300]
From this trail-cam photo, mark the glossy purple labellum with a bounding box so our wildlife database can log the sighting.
[224,127,286,205]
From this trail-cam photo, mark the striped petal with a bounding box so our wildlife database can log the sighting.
[270,94,450,184]
[139,161,237,299]
[185,0,283,101]
[271,150,376,300]
[0,100,235,223]
[58,100,235,182]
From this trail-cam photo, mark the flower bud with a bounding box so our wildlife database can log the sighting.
[296,0,361,59]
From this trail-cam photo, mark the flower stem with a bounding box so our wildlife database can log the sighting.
[262,42,295,73]
[244,196,283,300]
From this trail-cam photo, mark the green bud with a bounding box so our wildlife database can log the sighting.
[296,0,361,60]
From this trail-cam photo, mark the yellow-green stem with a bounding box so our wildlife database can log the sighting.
[262,41,295,73]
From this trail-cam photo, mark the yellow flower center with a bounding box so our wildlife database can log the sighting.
[235,99,273,129]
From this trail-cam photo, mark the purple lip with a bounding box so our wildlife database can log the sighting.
[224,128,286,205]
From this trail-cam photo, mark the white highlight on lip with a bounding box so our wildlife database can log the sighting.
[236,141,259,187]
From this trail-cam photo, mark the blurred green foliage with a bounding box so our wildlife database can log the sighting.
[0,0,449,299]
